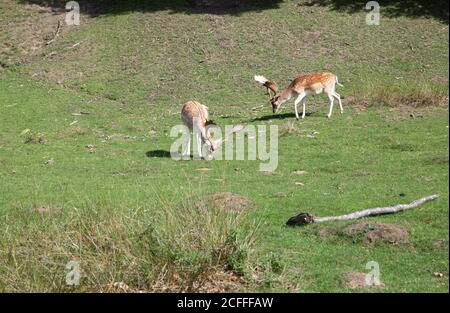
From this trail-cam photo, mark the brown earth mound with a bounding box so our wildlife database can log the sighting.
[344,222,410,244]
[208,192,252,213]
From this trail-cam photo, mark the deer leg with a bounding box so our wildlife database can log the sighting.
[196,131,202,158]
[294,93,306,120]
[182,132,191,156]
[302,98,307,119]
[327,93,334,118]
[182,132,191,158]
[200,127,212,158]
[192,123,204,159]
[333,92,343,114]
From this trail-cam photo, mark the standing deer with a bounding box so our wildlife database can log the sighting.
[181,100,216,158]
[254,72,344,119]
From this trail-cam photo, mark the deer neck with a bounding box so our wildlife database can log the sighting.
[279,88,294,102]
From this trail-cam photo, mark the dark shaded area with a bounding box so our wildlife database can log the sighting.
[303,0,448,24]
[19,0,448,21]
[251,112,296,121]
[146,150,172,158]
[19,0,283,16]
[251,112,315,121]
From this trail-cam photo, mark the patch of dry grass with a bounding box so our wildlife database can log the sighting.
[351,83,449,108]
[0,193,259,292]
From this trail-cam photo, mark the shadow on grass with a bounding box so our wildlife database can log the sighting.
[19,0,283,16]
[302,0,448,24]
[146,150,172,158]
[251,112,315,121]
[20,0,448,21]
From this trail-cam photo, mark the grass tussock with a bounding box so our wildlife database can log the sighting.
[0,195,258,292]
[20,129,46,144]
[280,121,299,137]
[354,82,449,108]
[145,195,259,292]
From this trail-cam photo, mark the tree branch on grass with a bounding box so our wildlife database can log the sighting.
[286,195,439,226]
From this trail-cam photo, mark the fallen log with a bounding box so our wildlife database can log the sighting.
[286,195,439,226]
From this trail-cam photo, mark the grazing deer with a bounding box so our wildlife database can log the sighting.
[254,72,344,119]
[181,100,216,158]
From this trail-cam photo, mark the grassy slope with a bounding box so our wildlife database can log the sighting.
[0,0,448,292]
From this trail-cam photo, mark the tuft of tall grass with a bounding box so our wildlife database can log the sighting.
[0,194,259,292]
[143,194,259,291]
[353,81,448,108]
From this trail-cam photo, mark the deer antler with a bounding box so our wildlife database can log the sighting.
[254,75,278,101]
[209,124,247,152]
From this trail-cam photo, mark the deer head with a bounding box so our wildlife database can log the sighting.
[270,89,292,114]
[254,75,280,111]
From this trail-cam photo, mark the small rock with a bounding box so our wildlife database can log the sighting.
[20,129,31,135]
[44,158,54,165]
[85,144,95,153]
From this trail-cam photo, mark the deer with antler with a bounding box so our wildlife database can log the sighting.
[254,72,344,119]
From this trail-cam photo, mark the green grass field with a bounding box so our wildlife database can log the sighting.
[0,0,448,292]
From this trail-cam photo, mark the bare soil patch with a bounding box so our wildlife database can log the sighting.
[192,270,246,292]
[150,268,245,293]
[32,205,62,214]
[0,0,90,70]
[341,272,385,290]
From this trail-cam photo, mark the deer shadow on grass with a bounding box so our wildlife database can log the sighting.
[146,150,172,158]
[146,150,201,159]
[250,112,315,122]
